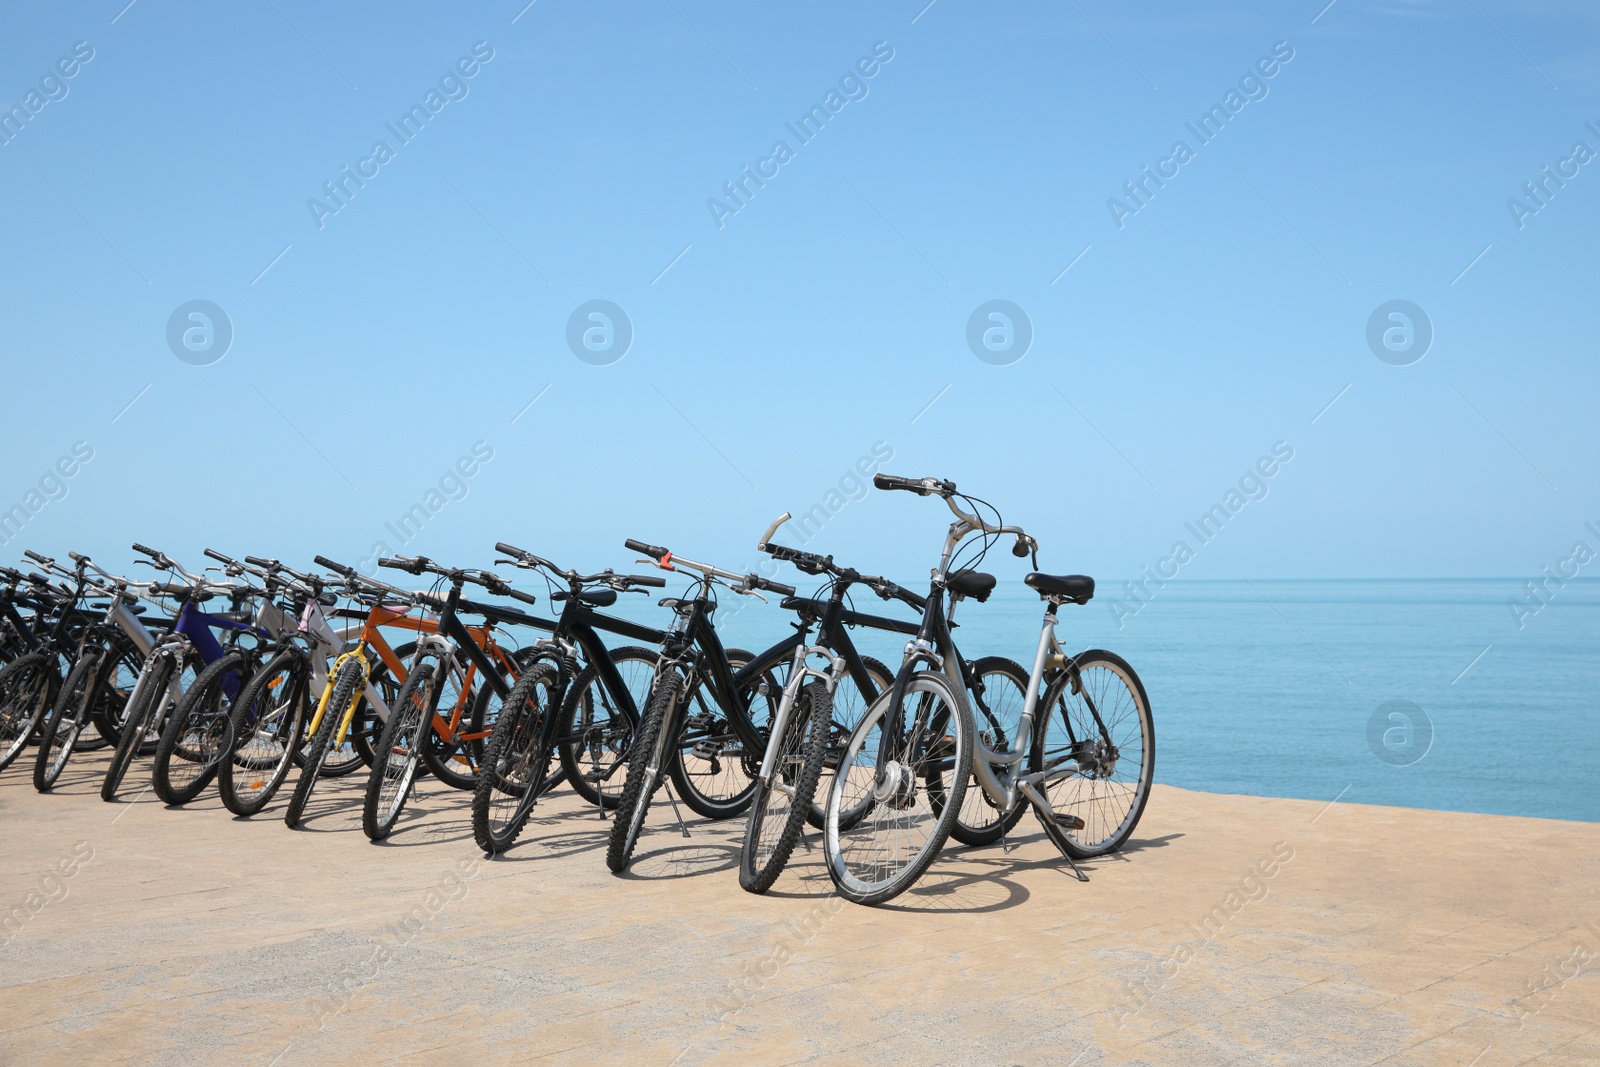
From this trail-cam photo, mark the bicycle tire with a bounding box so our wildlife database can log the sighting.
[0,653,56,772]
[605,674,679,873]
[361,661,436,842]
[101,653,181,802]
[218,649,309,817]
[152,651,248,806]
[740,680,830,894]
[807,654,892,831]
[556,645,655,809]
[1029,649,1154,859]
[33,649,102,791]
[937,656,1031,847]
[471,664,558,854]
[284,657,365,829]
[823,668,973,906]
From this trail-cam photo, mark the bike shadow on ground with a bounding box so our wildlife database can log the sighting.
[615,840,741,881]
[1117,832,1181,854]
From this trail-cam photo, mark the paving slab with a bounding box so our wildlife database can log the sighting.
[1,750,1596,1066]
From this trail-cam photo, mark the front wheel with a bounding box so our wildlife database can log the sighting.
[361,662,436,842]
[472,665,558,854]
[1030,649,1154,858]
[152,652,248,806]
[284,658,366,829]
[218,651,310,817]
[740,680,830,894]
[606,675,679,873]
[102,654,192,802]
[823,669,973,906]
[34,651,103,791]
[0,653,57,772]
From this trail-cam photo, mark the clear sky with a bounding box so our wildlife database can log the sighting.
[1,0,1595,589]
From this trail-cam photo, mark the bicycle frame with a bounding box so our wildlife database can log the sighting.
[886,494,1110,822]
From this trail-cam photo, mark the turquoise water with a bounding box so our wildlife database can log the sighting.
[609,578,1600,823]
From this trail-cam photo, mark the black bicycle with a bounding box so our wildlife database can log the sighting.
[471,543,667,855]
[604,538,796,873]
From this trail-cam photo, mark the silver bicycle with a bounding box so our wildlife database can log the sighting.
[822,475,1155,906]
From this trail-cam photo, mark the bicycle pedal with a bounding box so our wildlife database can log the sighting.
[691,739,722,761]
[1051,812,1086,831]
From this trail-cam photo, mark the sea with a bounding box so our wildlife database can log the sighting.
[606,577,1600,824]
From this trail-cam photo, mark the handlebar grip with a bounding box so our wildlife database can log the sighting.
[68,551,87,563]
[244,555,274,568]
[755,576,797,597]
[505,587,538,606]
[377,557,408,571]
[132,543,160,558]
[624,538,668,559]
[313,555,350,575]
[23,549,50,564]
[204,548,232,564]
[631,574,667,589]
[494,542,528,559]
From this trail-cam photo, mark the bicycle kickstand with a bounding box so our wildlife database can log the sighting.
[662,780,693,839]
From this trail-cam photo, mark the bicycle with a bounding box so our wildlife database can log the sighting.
[281,559,441,828]
[214,556,374,817]
[471,543,666,854]
[99,544,265,803]
[821,475,1155,905]
[0,560,88,772]
[148,549,319,805]
[360,554,551,841]
[733,513,922,892]
[30,554,161,792]
[605,538,795,873]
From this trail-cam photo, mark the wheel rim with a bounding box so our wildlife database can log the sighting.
[826,676,958,897]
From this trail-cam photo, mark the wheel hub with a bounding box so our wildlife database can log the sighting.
[873,760,918,810]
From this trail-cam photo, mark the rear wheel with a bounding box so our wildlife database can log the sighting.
[0,653,56,772]
[670,649,772,820]
[823,669,972,906]
[740,680,830,894]
[284,658,365,829]
[361,662,436,841]
[937,656,1031,847]
[152,651,249,806]
[556,646,656,809]
[472,665,559,854]
[218,651,309,817]
[1029,650,1154,858]
[82,633,142,752]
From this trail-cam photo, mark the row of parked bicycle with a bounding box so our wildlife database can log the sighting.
[0,475,1154,905]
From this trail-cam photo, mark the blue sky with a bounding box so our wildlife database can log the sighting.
[1,0,1595,589]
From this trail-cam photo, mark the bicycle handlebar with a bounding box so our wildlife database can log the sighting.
[624,538,669,561]
[872,473,957,498]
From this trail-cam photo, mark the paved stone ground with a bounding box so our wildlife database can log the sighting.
[1,748,1596,1066]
